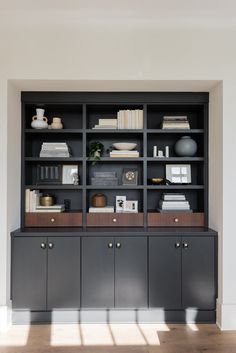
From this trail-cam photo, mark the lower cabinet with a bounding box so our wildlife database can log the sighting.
[149,237,216,310]
[12,236,80,310]
[81,237,148,308]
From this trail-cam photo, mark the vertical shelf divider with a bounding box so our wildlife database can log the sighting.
[143,104,147,227]
[82,104,87,227]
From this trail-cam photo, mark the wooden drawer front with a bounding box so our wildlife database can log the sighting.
[87,213,144,227]
[148,213,204,227]
[25,213,82,227]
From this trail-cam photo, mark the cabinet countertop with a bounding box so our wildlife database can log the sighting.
[11,227,218,237]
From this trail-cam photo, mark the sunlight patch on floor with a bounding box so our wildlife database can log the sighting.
[50,324,82,346]
[80,324,114,346]
[0,325,29,346]
[187,323,199,331]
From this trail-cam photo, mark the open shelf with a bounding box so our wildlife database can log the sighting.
[25,129,83,134]
[25,157,83,162]
[86,185,144,190]
[147,157,204,162]
[147,129,204,133]
[25,185,83,190]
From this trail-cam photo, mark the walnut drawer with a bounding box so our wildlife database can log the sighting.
[147,212,204,227]
[86,213,144,227]
[25,212,82,227]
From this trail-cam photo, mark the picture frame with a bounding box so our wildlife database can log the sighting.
[116,195,126,212]
[122,168,138,185]
[166,164,191,184]
[62,165,79,185]
[124,200,138,213]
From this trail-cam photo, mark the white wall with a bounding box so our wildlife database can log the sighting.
[0,20,235,329]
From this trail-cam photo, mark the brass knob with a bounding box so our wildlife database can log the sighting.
[112,218,117,223]
[175,242,181,248]
[51,218,55,223]
[40,243,46,249]
[108,242,113,248]
[183,242,188,249]
[48,242,54,249]
[174,218,179,223]
[116,242,121,249]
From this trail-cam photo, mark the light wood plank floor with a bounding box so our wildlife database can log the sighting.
[0,324,236,353]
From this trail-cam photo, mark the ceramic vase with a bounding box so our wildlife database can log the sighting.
[174,136,197,157]
[31,108,48,129]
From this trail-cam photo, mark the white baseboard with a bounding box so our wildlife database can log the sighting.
[217,300,236,330]
[0,305,12,332]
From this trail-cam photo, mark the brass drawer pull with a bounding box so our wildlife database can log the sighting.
[112,218,117,223]
[174,218,179,223]
[50,218,55,223]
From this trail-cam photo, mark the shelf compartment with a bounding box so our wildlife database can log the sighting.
[147,104,204,130]
[86,129,143,133]
[25,129,83,134]
[24,103,83,129]
[147,157,204,162]
[25,212,82,227]
[86,186,144,190]
[25,185,83,190]
[87,158,144,162]
[147,185,204,190]
[87,213,144,227]
[147,129,204,134]
[147,212,204,227]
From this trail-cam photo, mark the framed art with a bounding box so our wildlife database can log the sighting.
[122,169,138,185]
[62,165,79,185]
[116,195,126,212]
[166,164,191,184]
[124,200,138,213]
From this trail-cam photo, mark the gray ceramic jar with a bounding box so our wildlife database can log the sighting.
[174,136,197,157]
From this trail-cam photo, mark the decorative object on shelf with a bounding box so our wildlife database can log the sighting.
[113,142,137,151]
[166,164,191,184]
[149,178,165,185]
[31,108,48,129]
[40,194,55,207]
[158,193,192,213]
[122,169,138,185]
[25,189,42,212]
[40,142,71,158]
[174,136,197,157]
[91,171,118,186]
[165,146,170,158]
[36,165,61,184]
[161,115,190,130]
[153,146,157,157]
[62,165,79,185]
[88,141,104,165]
[92,193,107,207]
[158,150,164,158]
[116,195,126,212]
[50,117,63,130]
[89,206,114,213]
[117,109,143,129]
[123,200,138,213]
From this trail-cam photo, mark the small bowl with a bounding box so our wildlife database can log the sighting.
[151,178,164,185]
[113,142,137,151]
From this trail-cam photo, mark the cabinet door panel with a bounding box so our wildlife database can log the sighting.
[12,237,47,310]
[149,237,181,309]
[82,237,114,308]
[182,237,215,309]
[47,237,80,310]
[115,237,147,308]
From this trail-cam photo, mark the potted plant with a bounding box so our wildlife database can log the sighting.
[88,141,104,165]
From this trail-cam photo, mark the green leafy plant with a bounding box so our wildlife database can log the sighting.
[88,141,104,165]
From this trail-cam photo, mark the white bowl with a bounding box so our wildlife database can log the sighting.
[113,142,137,151]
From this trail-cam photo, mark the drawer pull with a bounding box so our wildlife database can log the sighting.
[108,242,113,249]
[112,218,117,223]
[183,242,189,249]
[175,242,181,248]
[40,243,46,249]
[116,242,121,249]
[51,218,55,223]
[174,218,179,223]
[48,242,54,249]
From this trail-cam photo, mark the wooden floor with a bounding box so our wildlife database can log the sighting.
[0,323,236,353]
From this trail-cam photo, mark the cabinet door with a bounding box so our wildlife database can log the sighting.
[47,237,80,310]
[12,237,47,310]
[149,237,181,309]
[81,237,114,308]
[182,237,215,309]
[115,237,147,308]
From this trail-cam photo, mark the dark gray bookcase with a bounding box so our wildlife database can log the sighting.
[21,92,208,228]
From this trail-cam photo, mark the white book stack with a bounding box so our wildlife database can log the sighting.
[109,150,139,158]
[161,116,190,130]
[25,189,42,212]
[89,206,114,213]
[40,143,70,158]
[117,110,143,129]
[35,205,65,213]
[158,193,192,213]
[92,119,117,130]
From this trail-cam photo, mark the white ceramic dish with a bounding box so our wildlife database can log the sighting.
[113,142,137,151]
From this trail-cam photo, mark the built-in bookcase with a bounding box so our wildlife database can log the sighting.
[21,92,208,228]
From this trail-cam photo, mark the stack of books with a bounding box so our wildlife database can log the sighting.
[158,193,192,213]
[117,110,143,129]
[89,206,114,213]
[110,150,139,158]
[92,119,117,129]
[161,116,190,130]
[40,143,71,158]
[25,189,65,213]
[91,172,118,186]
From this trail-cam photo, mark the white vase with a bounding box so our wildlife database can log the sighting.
[31,109,48,129]
[51,117,63,129]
